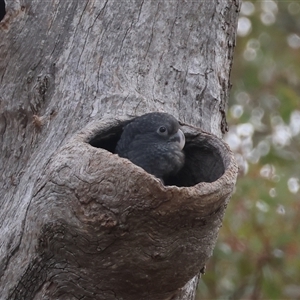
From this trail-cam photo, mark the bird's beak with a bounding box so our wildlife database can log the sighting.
[170,129,185,150]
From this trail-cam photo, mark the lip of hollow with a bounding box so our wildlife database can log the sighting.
[170,129,185,150]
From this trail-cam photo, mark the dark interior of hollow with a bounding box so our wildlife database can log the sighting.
[0,0,5,21]
[89,122,226,187]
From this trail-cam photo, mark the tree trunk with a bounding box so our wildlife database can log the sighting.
[0,1,240,299]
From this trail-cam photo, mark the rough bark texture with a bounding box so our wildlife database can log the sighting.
[0,0,240,299]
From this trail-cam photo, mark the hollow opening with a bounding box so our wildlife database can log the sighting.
[88,120,226,187]
[89,124,124,153]
[0,0,5,21]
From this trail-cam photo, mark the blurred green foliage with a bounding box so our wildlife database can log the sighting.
[197,1,300,299]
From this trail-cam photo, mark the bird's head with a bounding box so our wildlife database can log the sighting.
[134,112,185,149]
[116,112,185,181]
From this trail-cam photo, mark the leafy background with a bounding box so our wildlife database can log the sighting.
[197,1,300,299]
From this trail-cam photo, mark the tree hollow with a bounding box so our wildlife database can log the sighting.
[9,117,238,300]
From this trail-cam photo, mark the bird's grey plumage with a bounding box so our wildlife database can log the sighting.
[115,112,185,181]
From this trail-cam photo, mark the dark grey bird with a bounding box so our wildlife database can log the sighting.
[115,112,185,182]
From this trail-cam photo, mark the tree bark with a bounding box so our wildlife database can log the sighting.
[0,1,240,299]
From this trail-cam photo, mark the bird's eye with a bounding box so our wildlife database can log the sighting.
[159,126,166,133]
[157,126,167,135]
